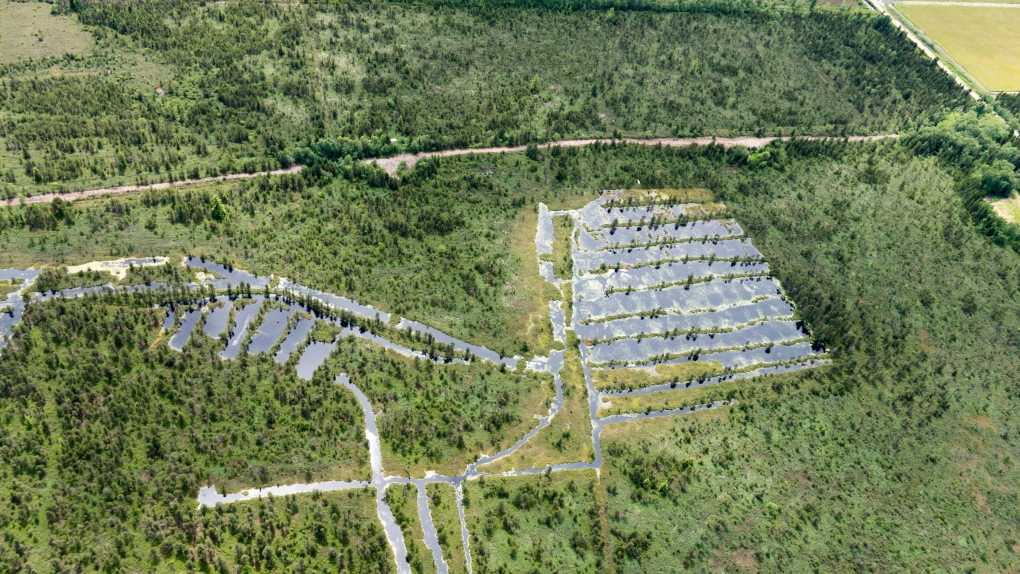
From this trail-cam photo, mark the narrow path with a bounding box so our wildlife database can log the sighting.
[1,165,304,207]
[371,134,898,174]
[4,135,899,205]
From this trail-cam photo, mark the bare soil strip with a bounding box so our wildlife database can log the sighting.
[370,135,898,174]
[5,135,897,205]
[1,165,303,207]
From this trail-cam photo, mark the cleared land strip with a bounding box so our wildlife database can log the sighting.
[371,134,899,173]
[0,165,304,207]
[3,135,899,206]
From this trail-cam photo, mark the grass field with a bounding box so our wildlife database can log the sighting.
[0,0,91,63]
[991,192,1020,223]
[898,4,1020,91]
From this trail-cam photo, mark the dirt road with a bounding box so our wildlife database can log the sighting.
[1,165,304,207]
[370,134,898,174]
[4,135,898,205]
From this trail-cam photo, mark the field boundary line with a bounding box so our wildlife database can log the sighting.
[864,0,987,98]
[895,1,1020,7]
[887,4,994,93]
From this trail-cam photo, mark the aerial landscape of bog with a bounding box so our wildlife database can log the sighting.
[3,0,1020,572]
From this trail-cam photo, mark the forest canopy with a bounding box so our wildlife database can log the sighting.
[0,0,964,196]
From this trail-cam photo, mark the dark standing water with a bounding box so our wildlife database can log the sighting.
[169,309,202,351]
[274,317,315,365]
[203,296,231,338]
[295,340,336,381]
[248,306,296,355]
[221,297,264,360]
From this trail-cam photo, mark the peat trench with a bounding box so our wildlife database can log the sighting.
[0,194,834,572]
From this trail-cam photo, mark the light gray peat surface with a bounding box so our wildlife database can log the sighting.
[570,198,825,377]
[0,268,40,350]
[220,296,264,360]
[574,238,763,273]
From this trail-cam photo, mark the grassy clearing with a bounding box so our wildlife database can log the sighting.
[0,0,91,63]
[991,192,1020,224]
[0,281,19,298]
[426,483,470,574]
[591,361,724,392]
[598,377,745,418]
[509,205,563,358]
[550,214,575,281]
[464,469,607,573]
[898,4,1020,91]
[479,357,594,473]
[386,484,438,574]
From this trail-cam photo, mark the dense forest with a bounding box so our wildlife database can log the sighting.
[1,105,1020,568]
[596,139,1020,572]
[0,0,964,196]
[0,295,394,570]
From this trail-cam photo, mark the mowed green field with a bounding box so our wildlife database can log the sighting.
[0,0,92,63]
[898,4,1020,91]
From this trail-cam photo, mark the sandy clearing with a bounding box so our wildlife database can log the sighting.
[370,134,899,174]
[990,192,1020,223]
[1,165,304,207]
[66,256,169,280]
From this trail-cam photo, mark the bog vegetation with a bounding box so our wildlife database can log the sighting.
[0,0,964,196]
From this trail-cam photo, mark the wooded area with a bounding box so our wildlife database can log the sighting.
[0,0,964,196]
[3,0,1020,571]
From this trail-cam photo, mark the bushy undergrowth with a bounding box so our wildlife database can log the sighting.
[324,337,549,476]
[464,470,606,573]
[3,109,1020,570]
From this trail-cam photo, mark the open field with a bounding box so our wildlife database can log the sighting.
[0,0,92,63]
[898,4,1020,91]
[991,192,1020,223]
